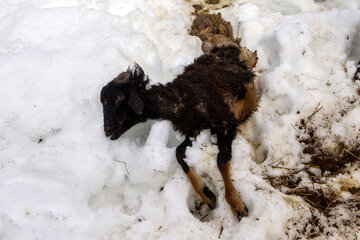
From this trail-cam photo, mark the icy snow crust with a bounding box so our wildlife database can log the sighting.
[0,0,359,239]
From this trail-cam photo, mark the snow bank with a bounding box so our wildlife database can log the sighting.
[0,0,359,239]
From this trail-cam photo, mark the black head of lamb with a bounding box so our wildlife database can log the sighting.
[100,65,149,140]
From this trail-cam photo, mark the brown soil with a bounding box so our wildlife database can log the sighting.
[286,187,339,212]
[286,190,360,239]
[205,0,220,4]
[267,108,360,212]
[266,174,340,213]
[270,162,360,239]
[190,1,232,15]
[266,102,360,238]
[304,140,359,175]
[190,13,258,69]
[190,13,234,44]
[298,114,360,176]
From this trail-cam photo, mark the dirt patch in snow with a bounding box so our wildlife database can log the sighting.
[265,109,360,239]
[297,106,360,176]
[189,0,234,15]
[268,152,360,239]
[205,0,220,4]
[190,13,233,42]
[301,136,360,175]
[285,191,360,239]
[189,12,258,69]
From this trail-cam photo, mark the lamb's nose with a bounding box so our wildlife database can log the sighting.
[104,125,113,137]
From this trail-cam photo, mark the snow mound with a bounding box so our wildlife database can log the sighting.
[0,0,359,239]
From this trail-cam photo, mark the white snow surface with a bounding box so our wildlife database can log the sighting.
[0,0,360,239]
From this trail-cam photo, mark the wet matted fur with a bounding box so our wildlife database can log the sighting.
[100,46,259,220]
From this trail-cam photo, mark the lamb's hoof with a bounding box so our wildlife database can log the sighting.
[202,186,216,209]
[226,194,248,221]
[235,206,248,221]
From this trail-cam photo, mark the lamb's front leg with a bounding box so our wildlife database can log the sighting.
[176,136,216,209]
[217,130,248,221]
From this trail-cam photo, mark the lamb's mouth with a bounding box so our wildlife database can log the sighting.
[105,125,124,140]
[110,131,122,140]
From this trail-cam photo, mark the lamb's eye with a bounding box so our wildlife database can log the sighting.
[115,93,125,105]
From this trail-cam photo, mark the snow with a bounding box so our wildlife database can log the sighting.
[0,0,359,239]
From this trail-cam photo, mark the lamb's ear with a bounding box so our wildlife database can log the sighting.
[128,90,144,115]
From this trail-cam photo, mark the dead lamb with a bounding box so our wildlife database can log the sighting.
[100,45,259,220]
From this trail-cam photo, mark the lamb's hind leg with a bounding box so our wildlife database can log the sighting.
[217,130,248,221]
[176,136,216,209]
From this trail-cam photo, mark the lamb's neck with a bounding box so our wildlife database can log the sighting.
[144,84,180,121]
